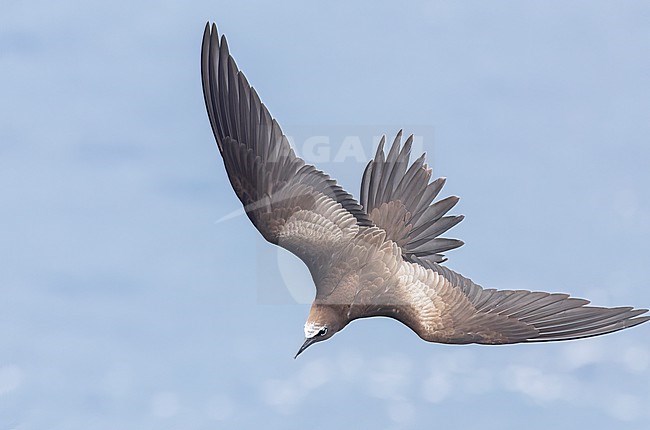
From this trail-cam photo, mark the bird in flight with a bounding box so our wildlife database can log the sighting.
[200,23,649,358]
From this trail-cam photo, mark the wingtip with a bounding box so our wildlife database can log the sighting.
[395,129,404,144]
[375,135,386,159]
[404,133,414,147]
[414,152,426,165]
[201,23,212,51]
[220,33,229,53]
[629,315,650,327]
[205,22,219,38]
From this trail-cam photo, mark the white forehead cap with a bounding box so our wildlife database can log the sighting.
[304,322,322,338]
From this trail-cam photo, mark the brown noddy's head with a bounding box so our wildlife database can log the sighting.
[294,304,346,358]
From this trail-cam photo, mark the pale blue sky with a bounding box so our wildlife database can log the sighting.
[1,1,649,429]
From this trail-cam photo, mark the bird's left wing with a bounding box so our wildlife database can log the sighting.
[388,257,649,344]
[201,24,373,266]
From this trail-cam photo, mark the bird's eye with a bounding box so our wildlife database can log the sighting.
[319,327,328,336]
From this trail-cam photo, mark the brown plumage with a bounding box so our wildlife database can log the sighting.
[200,23,649,357]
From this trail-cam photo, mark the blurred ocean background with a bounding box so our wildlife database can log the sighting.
[1,1,649,429]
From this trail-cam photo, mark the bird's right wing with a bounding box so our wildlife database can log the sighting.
[360,131,464,264]
[201,23,373,267]
[389,257,649,344]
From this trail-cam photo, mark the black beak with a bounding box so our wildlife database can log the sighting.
[294,337,317,359]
